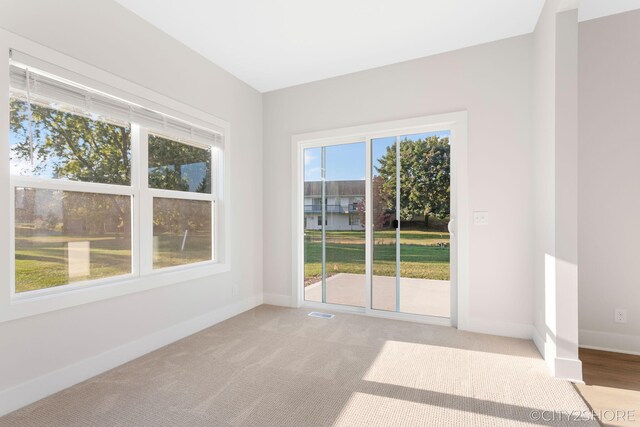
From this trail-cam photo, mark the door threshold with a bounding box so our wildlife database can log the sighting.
[301,301,452,327]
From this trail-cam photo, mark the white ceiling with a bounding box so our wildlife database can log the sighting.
[115,1,640,93]
[115,0,546,92]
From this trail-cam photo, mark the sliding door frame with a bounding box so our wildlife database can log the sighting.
[291,112,469,328]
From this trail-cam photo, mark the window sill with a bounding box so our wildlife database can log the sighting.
[0,261,231,323]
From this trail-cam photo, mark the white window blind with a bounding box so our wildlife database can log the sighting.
[9,58,223,148]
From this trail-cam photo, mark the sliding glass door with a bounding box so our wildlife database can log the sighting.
[371,132,451,317]
[302,128,452,320]
[303,142,366,307]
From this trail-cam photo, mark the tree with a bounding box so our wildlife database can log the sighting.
[11,99,132,235]
[357,175,391,229]
[376,136,450,226]
[148,134,211,193]
[10,99,212,236]
[10,99,131,184]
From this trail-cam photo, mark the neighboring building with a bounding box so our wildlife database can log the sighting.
[304,180,364,230]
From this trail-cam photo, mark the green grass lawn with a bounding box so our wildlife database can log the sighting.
[15,226,448,293]
[15,228,211,293]
[304,228,450,285]
[16,232,132,293]
[152,234,212,269]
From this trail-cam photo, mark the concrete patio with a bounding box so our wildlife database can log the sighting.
[305,273,450,318]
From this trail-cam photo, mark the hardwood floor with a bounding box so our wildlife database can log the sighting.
[581,348,640,391]
[576,348,640,427]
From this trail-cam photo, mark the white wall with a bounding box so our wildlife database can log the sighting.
[0,1,600,413]
[578,9,640,354]
[0,0,263,414]
[263,35,535,335]
[532,2,557,367]
[531,0,582,381]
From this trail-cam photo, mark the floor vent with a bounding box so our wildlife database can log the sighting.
[308,311,335,319]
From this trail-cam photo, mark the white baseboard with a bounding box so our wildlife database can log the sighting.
[0,294,263,417]
[460,320,587,381]
[579,329,640,356]
[460,317,534,340]
[532,326,545,358]
[262,293,294,307]
[531,326,584,382]
[554,356,583,383]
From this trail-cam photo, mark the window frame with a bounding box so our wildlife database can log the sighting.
[291,112,468,328]
[9,176,139,300]
[142,129,218,274]
[0,30,231,323]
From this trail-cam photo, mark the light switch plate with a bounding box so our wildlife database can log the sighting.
[473,211,489,226]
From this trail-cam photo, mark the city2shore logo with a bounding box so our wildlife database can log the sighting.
[530,409,635,423]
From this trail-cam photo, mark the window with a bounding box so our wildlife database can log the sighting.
[8,58,223,296]
[14,188,132,293]
[147,133,215,270]
[349,215,360,226]
[153,198,212,268]
[9,98,132,184]
[148,133,211,193]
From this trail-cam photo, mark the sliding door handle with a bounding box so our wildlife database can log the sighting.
[392,219,399,229]
[448,218,455,236]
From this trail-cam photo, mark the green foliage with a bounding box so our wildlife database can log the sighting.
[376,136,450,221]
[357,175,391,228]
[10,98,214,292]
[148,134,211,193]
[10,99,213,244]
[10,99,131,184]
[10,99,211,193]
[148,168,190,192]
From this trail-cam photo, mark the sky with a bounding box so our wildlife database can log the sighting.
[304,130,450,182]
[9,131,47,176]
[10,115,60,177]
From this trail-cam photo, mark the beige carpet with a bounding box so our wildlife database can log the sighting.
[1,305,597,426]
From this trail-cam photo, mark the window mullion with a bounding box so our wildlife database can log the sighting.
[137,126,153,276]
[129,123,141,279]
[10,176,135,195]
[211,148,221,262]
[211,148,218,262]
[148,188,213,201]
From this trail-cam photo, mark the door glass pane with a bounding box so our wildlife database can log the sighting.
[371,137,397,311]
[305,132,450,317]
[324,142,365,307]
[15,188,132,293]
[303,147,322,302]
[152,198,212,269]
[398,131,451,317]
